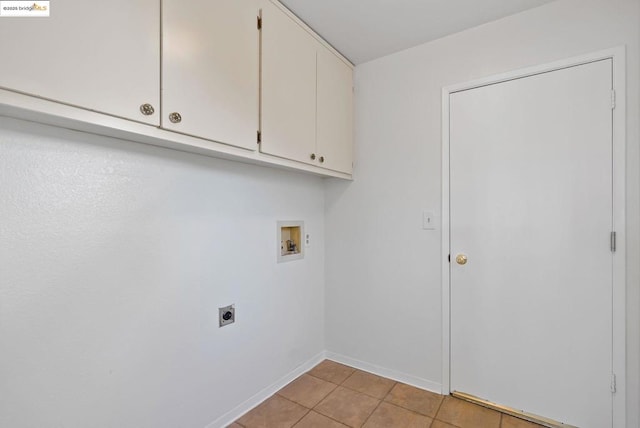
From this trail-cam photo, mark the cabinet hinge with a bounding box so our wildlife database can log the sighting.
[611,90,616,109]
[611,373,617,393]
[611,231,617,252]
[448,254,451,263]
[257,16,262,30]
[257,130,261,144]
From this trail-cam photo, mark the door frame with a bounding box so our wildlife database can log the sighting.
[441,47,626,426]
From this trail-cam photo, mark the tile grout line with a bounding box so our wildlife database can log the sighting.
[358,394,385,428]
[289,406,312,428]
[309,407,352,428]
[312,383,378,427]
[267,394,312,428]
[431,396,506,428]
[340,384,395,401]
[309,365,385,428]
[384,383,447,422]
[334,368,400,401]
[310,386,357,428]
[387,400,434,416]
[431,393,448,426]
[426,396,444,428]
[306,371,354,386]
[382,399,440,426]
[305,376,352,428]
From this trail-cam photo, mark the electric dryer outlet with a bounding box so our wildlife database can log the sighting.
[219,305,235,327]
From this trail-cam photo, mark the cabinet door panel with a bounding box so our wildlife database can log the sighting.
[0,0,159,125]
[260,0,316,163]
[162,0,259,150]
[317,48,353,174]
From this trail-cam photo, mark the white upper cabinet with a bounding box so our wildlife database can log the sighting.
[0,0,353,178]
[317,48,354,174]
[162,0,259,150]
[0,0,160,125]
[260,0,318,164]
[259,0,354,174]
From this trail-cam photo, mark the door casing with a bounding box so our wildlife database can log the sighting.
[440,46,627,427]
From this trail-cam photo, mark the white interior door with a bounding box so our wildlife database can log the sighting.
[449,59,613,427]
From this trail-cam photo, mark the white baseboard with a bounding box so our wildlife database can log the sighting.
[325,351,442,395]
[205,351,327,428]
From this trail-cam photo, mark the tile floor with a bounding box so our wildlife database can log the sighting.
[231,360,545,428]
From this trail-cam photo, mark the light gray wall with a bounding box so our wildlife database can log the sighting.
[325,0,640,425]
[0,117,326,427]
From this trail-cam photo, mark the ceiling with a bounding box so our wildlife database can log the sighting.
[279,0,556,64]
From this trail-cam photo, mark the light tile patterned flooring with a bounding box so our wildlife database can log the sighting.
[231,360,545,428]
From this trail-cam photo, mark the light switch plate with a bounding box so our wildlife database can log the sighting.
[423,211,436,230]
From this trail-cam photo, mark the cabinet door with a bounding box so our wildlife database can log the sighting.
[162,0,259,150]
[317,48,354,174]
[260,0,317,164]
[0,0,159,125]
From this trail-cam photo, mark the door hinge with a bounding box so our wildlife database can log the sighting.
[611,90,616,109]
[257,130,261,144]
[257,16,262,30]
[448,254,451,263]
[610,231,617,252]
[611,373,617,393]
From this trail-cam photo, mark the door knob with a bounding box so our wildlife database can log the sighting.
[456,254,468,265]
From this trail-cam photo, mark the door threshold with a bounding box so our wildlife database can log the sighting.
[451,391,578,428]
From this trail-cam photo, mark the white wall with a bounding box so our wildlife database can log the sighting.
[325,0,640,425]
[0,117,326,428]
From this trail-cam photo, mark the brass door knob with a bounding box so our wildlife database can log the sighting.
[456,254,468,265]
